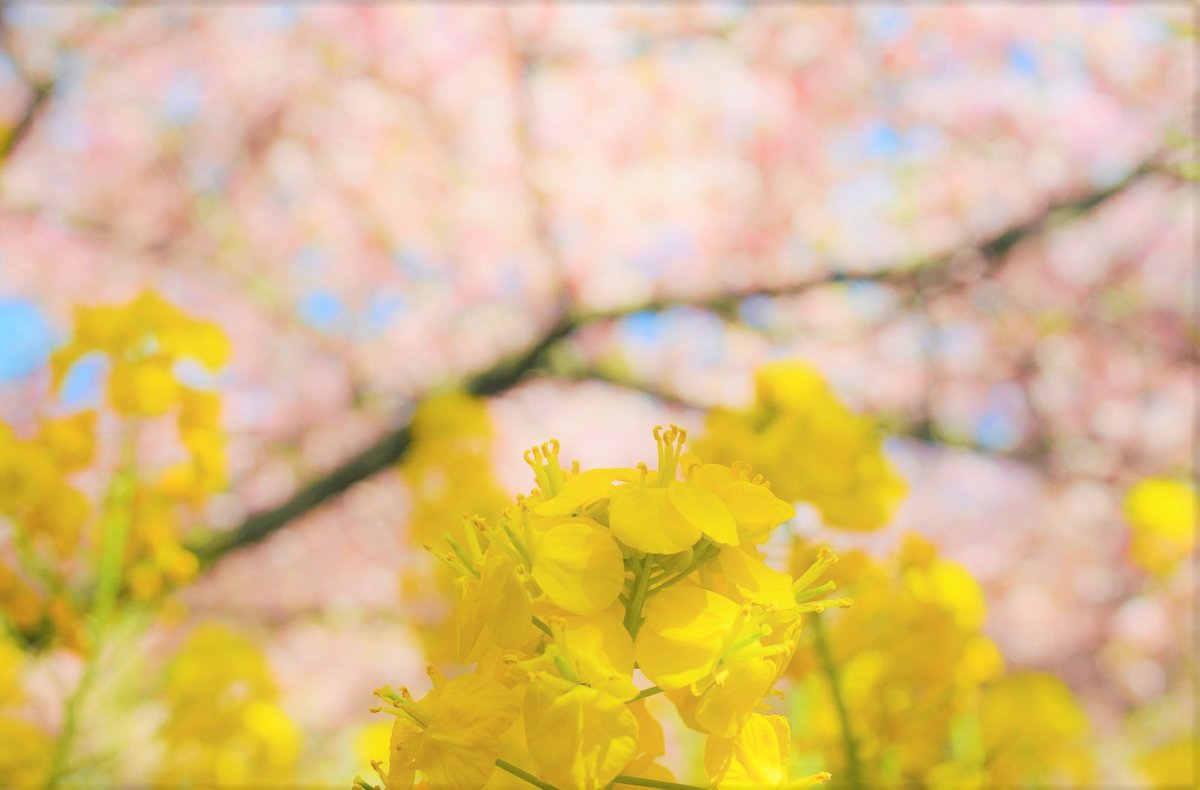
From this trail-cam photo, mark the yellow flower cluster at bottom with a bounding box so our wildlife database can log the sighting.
[359,426,845,790]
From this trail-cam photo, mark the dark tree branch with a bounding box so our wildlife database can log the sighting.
[190,154,1161,568]
[0,78,53,163]
[190,315,574,566]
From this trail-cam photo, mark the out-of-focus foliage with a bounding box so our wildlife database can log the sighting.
[157,623,300,785]
[698,362,907,531]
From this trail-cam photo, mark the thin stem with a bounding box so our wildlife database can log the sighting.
[810,615,863,790]
[532,616,553,637]
[495,759,559,790]
[631,685,663,702]
[611,775,708,790]
[649,542,715,595]
[623,555,653,637]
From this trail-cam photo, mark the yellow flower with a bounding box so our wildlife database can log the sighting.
[369,422,858,789]
[523,674,638,790]
[399,393,511,657]
[637,586,801,736]
[606,427,752,553]
[51,290,231,418]
[697,362,906,531]
[520,607,638,702]
[451,548,536,661]
[787,537,1009,785]
[158,624,300,784]
[0,718,52,787]
[978,673,1094,785]
[1135,737,1197,788]
[35,411,97,472]
[530,518,626,616]
[377,668,519,789]
[1123,477,1197,577]
[706,713,831,788]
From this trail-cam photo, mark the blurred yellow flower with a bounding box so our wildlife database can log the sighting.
[1135,737,1197,788]
[1123,477,1197,577]
[977,673,1095,785]
[698,361,906,531]
[157,624,301,785]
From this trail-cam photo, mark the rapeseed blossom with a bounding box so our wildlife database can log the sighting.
[1122,477,1196,577]
[0,292,232,653]
[398,394,511,659]
[786,537,1095,787]
[361,425,841,789]
[157,624,301,784]
[0,633,52,784]
[697,362,906,531]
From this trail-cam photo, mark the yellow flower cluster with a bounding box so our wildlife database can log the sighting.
[1134,737,1198,787]
[397,394,510,658]
[0,632,52,785]
[50,290,230,503]
[156,624,301,785]
[1122,477,1196,578]
[0,292,232,649]
[786,536,1094,786]
[0,413,95,649]
[697,362,906,531]
[361,426,842,789]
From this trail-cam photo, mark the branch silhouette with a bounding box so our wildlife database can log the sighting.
[191,155,1162,568]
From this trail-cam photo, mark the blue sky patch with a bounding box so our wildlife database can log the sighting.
[0,299,55,382]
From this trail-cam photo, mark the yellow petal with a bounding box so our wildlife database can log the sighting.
[533,468,632,517]
[609,486,699,554]
[560,608,637,701]
[531,522,625,615]
[628,698,665,760]
[36,411,97,472]
[692,659,777,737]
[108,358,180,416]
[718,546,795,609]
[410,674,520,789]
[721,481,795,534]
[478,553,536,651]
[635,586,739,690]
[524,680,637,790]
[668,481,738,546]
[691,462,733,492]
[704,713,790,787]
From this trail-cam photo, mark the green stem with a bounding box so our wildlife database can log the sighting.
[648,542,714,594]
[611,775,708,790]
[496,759,559,790]
[623,555,653,637]
[631,685,662,702]
[47,431,137,788]
[811,615,863,790]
